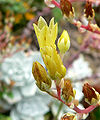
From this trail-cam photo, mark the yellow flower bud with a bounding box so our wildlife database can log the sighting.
[58,30,70,53]
[32,61,51,91]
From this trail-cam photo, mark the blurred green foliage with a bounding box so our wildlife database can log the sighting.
[91,107,100,120]
[52,7,63,33]
[52,7,62,22]
[0,0,44,13]
[0,0,27,13]
[0,114,11,120]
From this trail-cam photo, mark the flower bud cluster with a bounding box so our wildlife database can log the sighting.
[33,17,68,82]
[33,17,73,103]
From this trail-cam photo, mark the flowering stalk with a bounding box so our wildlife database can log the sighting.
[50,0,100,34]
[73,104,99,114]
[74,22,100,34]
[32,16,100,120]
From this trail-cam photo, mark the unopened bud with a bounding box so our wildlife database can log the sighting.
[83,83,100,105]
[60,0,74,19]
[62,79,76,103]
[32,61,51,91]
[84,1,95,21]
[61,112,77,120]
[57,30,70,53]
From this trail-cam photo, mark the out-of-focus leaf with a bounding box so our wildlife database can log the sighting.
[91,107,100,120]
[52,7,62,22]
[0,92,3,98]
[7,92,13,98]
[0,0,27,13]
[0,114,11,120]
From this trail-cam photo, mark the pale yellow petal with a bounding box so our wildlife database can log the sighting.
[46,26,52,46]
[52,50,61,68]
[45,55,57,78]
[38,16,47,29]
[55,71,62,80]
[39,26,47,47]
[51,23,58,43]
[40,46,52,57]
[49,17,54,30]
[33,24,40,40]
[61,65,66,77]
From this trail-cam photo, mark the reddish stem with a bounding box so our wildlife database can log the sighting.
[73,104,99,114]
[54,80,61,99]
[49,90,99,114]
[74,22,100,34]
[51,91,99,114]
[51,0,60,8]
[51,91,68,105]
[56,85,61,99]
[81,25,100,34]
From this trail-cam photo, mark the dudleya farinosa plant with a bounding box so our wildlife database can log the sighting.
[32,16,100,120]
[0,51,52,120]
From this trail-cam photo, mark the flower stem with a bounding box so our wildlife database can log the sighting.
[56,85,61,99]
[74,22,100,34]
[73,104,99,114]
[51,0,60,8]
[47,89,99,114]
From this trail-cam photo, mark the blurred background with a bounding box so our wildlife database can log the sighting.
[0,0,100,120]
